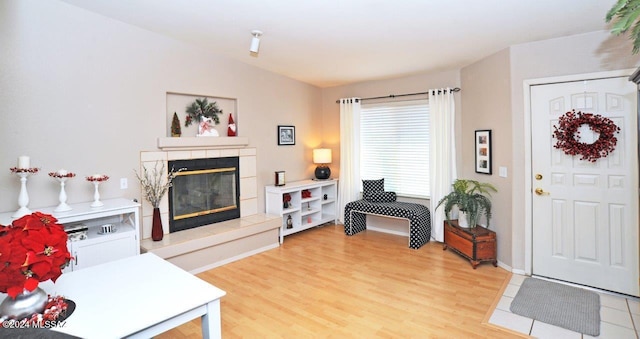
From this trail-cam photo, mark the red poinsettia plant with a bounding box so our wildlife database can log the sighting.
[0,212,72,299]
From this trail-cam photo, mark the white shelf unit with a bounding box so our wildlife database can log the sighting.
[265,179,338,243]
[0,198,140,272]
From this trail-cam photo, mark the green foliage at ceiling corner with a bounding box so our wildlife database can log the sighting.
[607,0,640,53]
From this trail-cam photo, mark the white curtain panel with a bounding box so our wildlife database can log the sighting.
[338,98,361,223]
[428,88,457,242]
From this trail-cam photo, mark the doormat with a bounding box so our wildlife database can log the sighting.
[509,277,600,336]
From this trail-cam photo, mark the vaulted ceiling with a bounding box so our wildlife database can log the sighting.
[61,0,618,88]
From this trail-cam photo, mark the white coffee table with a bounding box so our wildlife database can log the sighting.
[33,253,225,338]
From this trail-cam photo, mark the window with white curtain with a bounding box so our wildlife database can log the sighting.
[360,99,429,198]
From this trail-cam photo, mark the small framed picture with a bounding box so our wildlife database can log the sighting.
[475,129,492,174]
[278,125,295,145]
[275,171,285,186]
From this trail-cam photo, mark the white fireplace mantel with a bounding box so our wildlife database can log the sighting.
[140,143,257,240]
[157,137,249,150]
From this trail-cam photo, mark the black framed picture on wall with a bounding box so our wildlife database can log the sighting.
[475,129,492,174]
[278,125,295,145]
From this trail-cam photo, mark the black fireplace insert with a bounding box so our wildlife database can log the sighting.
[168,157,240,233]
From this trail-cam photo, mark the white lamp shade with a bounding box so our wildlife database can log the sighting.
[313,148,332,164]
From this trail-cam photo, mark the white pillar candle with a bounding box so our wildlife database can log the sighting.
[58,169,68,175]
[18,156,30,169]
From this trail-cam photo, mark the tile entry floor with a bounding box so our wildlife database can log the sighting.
[488,274,639,338]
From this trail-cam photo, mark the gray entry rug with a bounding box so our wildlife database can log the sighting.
[509,277,600,336]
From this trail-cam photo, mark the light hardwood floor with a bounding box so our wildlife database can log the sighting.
[157,224,522,338]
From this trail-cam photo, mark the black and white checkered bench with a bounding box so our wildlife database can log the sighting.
[344,200,431,249]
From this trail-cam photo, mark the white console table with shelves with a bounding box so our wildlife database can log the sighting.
[0,198,140,272]
[265,179,338,243]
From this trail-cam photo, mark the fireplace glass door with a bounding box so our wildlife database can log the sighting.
[169,157,240,232]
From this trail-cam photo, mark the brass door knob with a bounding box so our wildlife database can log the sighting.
[535,188,550,196]
[535,174,543,180]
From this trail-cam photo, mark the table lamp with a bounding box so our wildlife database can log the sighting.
[313,148,332,180]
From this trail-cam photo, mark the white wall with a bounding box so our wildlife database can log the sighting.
[0,0,322,214]
[460,48,513,266]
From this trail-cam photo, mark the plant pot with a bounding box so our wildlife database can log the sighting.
[458,211,472,228]
[152,207,163,241]
[0,287,48,320]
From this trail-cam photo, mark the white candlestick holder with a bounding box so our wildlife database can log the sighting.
[86,175,108,208]
[10,168,38,218]
[91,181,104,208]
[49,172,76,212]
[55,177,72,212]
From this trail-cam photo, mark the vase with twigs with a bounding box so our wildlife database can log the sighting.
[135,161,184,241]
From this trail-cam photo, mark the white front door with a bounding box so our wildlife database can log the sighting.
[531,76,639,296]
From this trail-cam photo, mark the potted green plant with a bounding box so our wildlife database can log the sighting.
[435,179,497,228]
[606,0,640,54]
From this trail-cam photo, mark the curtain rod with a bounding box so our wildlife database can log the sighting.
[335,87,460,103]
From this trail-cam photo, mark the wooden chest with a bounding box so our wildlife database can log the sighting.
[443,220,497,269]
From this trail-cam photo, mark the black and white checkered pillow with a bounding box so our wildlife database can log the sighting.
[362,179,384,197]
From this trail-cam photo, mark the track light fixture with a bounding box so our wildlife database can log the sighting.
[249,30,263,54]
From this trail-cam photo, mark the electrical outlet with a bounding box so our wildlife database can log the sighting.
[120,178,128,189]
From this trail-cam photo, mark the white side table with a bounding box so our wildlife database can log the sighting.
[14,253,227,338]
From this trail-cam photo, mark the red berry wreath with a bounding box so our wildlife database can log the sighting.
[552,110,620,162]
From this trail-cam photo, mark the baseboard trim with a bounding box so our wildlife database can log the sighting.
[188,243,280,274]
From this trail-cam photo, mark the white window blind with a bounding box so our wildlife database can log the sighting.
[360,99,430,198]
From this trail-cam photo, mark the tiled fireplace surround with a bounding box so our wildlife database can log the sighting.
[138,137,281,273]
